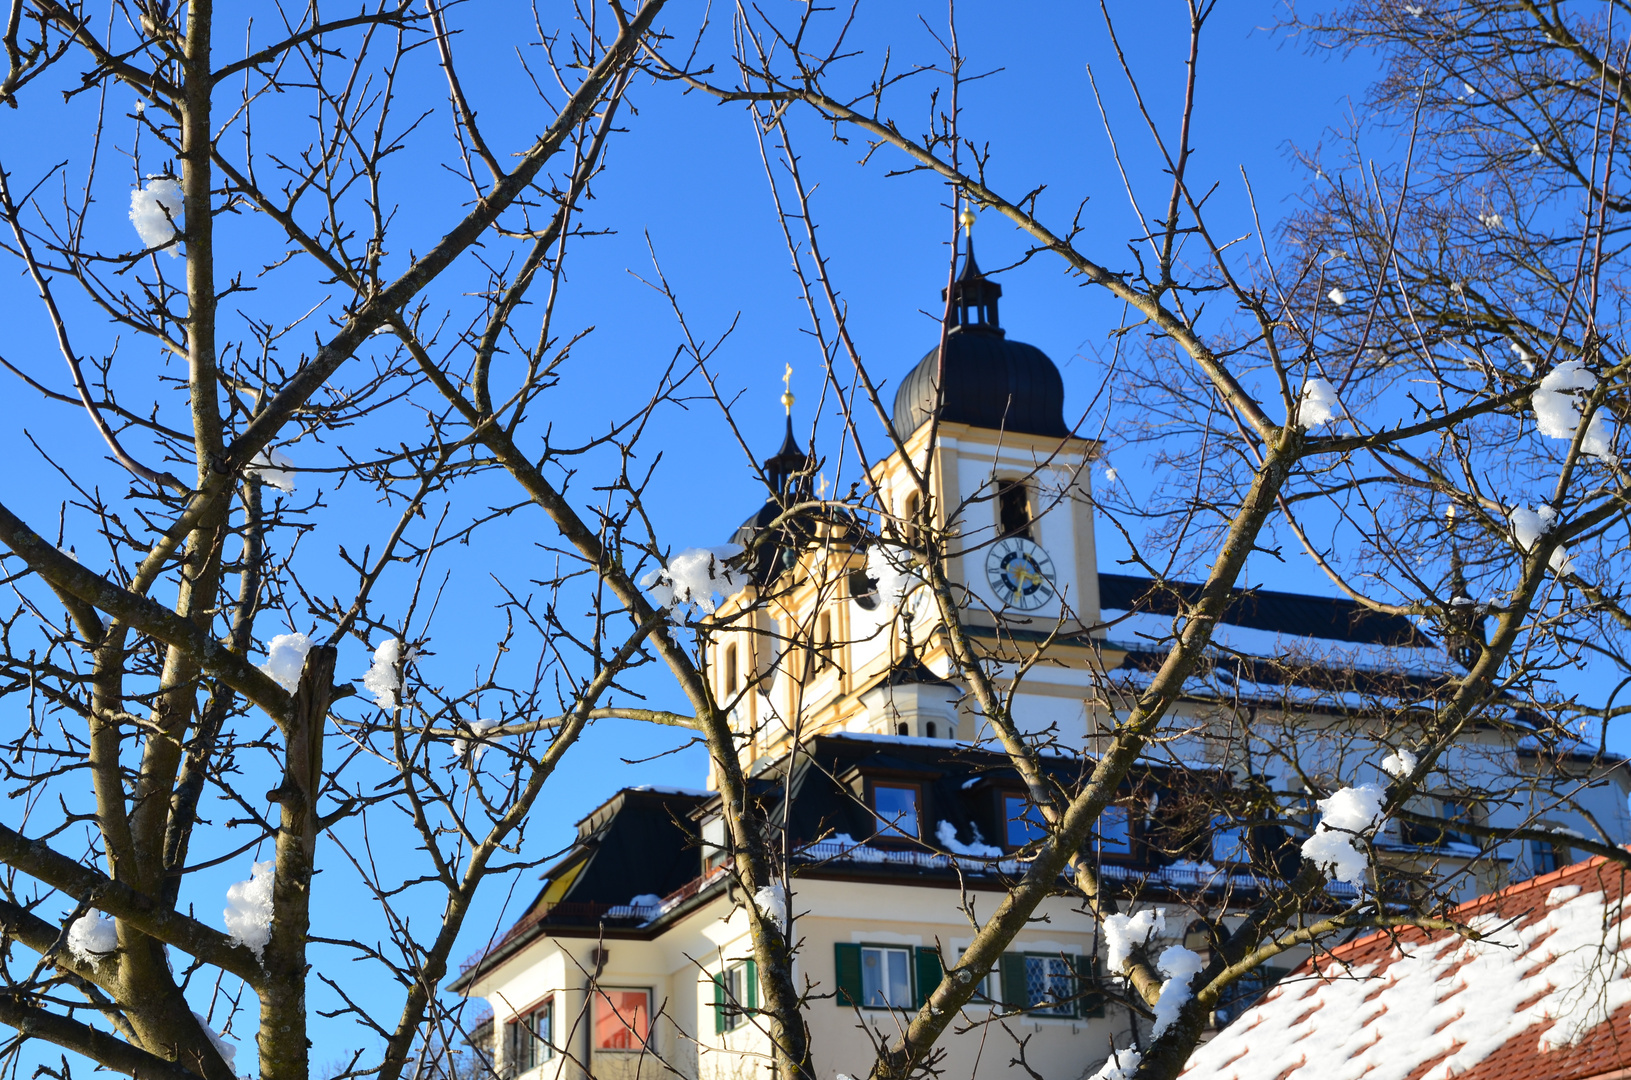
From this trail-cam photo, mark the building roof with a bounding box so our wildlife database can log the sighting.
[1182,854,1631,1080]
[450,736,1300,988]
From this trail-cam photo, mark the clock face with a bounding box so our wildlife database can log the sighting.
[985,538,1057,612]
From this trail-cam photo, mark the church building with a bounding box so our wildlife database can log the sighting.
[451,238,1630,1080]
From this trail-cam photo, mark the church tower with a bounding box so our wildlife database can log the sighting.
[705,222,1109,780]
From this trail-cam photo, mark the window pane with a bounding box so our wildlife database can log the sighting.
[887,949,911,1008]
[1005,794,1046,848]
[873,785,920,838]
[1097,805,1132,855]
[1211,818,1249,864]
[861,947,911,1008]
[1024,956,1074,1016]
[726,965,746,1031]
[594,989,649,1050]
[532,1005,552,1065]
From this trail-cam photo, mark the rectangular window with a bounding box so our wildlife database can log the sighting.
[723,644,738,696]
[1000,953,1095,1017]
[1004,793,1047,849]
[1096,804,1133,856]
[872,783,921,840]
[1210,816,1250,864]
[713,960,757,1034]
[1440,800,1474,846]
[861,946,912,1009]
[1530,838,1561,875]
[1022,956,1076,1016]
[593,988,651,1052]
[504,999,553,1072]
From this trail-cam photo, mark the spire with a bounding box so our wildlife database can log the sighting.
[942,207,1003,334]
[763,366,809,500]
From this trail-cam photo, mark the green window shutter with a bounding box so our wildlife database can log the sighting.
[1076,955,1105,1018]
[1000,953,1029,1011]
[834,943,863,1007]
[746,959,759,1011]
[913,947,943,1010]
[713,972,726,1035]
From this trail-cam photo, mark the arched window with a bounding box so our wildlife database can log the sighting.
[814,611,833,671]
[904,491,923,547]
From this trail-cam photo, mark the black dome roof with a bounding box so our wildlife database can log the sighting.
[890,242,1069,439]
[892,330,1068,438]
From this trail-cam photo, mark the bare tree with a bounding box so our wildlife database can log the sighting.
[3,3,1630,1080]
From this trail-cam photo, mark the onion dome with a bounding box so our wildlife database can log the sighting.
[891,239,1069,439]
[732,415,814,586]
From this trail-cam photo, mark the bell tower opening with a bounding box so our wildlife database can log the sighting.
[998,480,1033,540]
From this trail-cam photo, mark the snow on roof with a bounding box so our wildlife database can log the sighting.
[1182,854,1631,1080]
[1102,609,1459,680]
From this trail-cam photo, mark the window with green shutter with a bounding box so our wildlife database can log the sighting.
[1075,955,1105,1018]
[1001,952,1091,1017]
[834,943,863,1007]
[1000,952,1028,1010]
[913,947,943,1009]
[714,960,758,1034]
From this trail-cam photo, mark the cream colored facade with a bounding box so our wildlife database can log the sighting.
[461,879,1121,1080]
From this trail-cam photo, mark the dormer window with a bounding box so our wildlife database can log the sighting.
[1095,804,1134,857]
[871,782,922,840]
[998,481,1032,540]
[1003,793,1048,849]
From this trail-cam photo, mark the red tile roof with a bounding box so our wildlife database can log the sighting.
[1183,855,1631,1080]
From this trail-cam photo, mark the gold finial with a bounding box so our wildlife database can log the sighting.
[781,363,795,414]
[959,205,977,231]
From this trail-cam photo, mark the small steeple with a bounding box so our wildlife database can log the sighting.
[942,207,1003,334]
[763,364,810,500]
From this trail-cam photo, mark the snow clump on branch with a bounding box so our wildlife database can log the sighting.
[129,176,184,255]
[1299,378,1340,427]
[1327,287,1347,306]
[1532,359,1617,462]
[1103,908,1166,971]
[1381,746,1418,779]
[66,910,117,967]
[362,639,405,709]
[259,632,313,693]
[752,882,791,928]
[224,860,275,959]
[641,545,743,618]
[250,448,297,493]
[1151,944,1207,1038]
[1088,1047,1142,1080]
[455,717,498,763]
[1509,504,1574,574]
[1300,783,1386,886]
[193,1012,238,1071]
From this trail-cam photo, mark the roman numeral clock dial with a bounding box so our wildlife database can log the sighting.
[985,538,1057,612]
